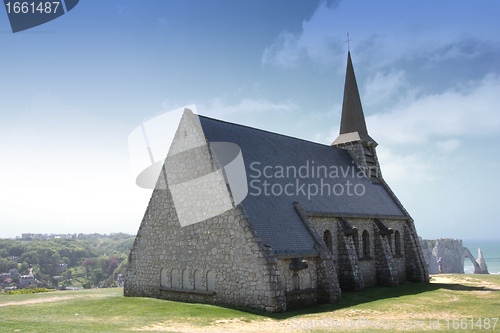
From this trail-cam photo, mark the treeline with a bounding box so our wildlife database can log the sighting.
[0,233,134,290]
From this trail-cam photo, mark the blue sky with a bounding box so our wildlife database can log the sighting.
[1,0,499,240]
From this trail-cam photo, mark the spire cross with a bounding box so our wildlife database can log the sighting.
[345,32,352,52]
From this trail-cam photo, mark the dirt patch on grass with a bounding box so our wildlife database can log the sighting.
[430,275,454,284]
[0,296,77,307]
[431,274,500,290]
[134,316,442,332]
[133,318,294,333]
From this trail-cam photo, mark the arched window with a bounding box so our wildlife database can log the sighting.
[207,271,215,291]
[323,230,333,253]
[292,273,299,290]
[302,272,311,289]
[171,269,179,288]
[280,276,287,291]
[182,269,191,289]
[362,230,370,257]
[160,268,168,287]
[395,230,402,255]
[194,270,202,290]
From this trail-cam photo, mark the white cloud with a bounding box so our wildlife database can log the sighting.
[436,139,461,153]
[261,5,344,69]
[160,97,298,119]
[363,70,407,107]
[376,146,433,183]
[367,73,500,145]
[262,31,303,68]
[198,98,298,118]
[262,1,500,70]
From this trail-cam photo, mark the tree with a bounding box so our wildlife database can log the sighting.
[8,243,23,257]
[7,261,17,272]
[19,262,29,275]
[91,270,103,287]
[105,275,115,288]
[0,258,8,273]
[63,269,72,281]
[81,259,95,280]
[0,259,18,273]
[108,256,119,274]
[51,252,61,265]
[20,251,38,266]
[114,259,128,276]
[97,257,108,275]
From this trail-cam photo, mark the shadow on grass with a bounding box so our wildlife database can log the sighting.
[222,281,499,320]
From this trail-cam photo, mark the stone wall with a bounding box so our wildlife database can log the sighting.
[309,217,339,265]
[336,219,364,291]
[381,220,406,283]
[125,181,287,311]
[277,257,318,309]
[309,216,408,288]
[332,129,428,285]
[292,204,341,305]
[125,111,286,312]
[333,141,379,179]
[403,222,429,282]
[277,257,317,292]
[373,221,398,287]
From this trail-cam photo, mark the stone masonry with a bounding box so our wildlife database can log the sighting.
[125,111,286,312]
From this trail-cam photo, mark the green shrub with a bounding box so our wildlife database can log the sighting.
[2,287,56,295]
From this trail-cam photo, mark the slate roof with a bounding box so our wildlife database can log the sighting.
[199,115,406,254]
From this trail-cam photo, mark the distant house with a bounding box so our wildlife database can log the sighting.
[19,275,34,287]
[9,269,19,277]
[0,273,11,282]
[117,274,125,287]
[56,263,68,273]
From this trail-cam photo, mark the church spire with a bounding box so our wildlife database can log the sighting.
[333,52,377,146]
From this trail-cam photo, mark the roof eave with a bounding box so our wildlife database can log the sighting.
[332,131,378,146]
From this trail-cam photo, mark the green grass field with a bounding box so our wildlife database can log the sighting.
[0,274,499,332]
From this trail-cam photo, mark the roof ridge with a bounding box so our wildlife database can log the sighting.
[198,114,333,149]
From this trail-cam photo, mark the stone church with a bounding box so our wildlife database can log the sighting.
[124,52,429,312]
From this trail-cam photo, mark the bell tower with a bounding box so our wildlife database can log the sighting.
[332,52,380,182]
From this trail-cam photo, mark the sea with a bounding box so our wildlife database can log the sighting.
[462,239,500,274]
